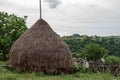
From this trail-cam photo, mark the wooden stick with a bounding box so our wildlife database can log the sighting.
[39,0,42,19]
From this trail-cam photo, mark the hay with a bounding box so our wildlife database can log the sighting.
[9,19,73,74]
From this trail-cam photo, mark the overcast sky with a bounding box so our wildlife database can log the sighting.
[0,0,120,36]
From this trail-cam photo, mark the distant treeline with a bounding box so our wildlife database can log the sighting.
[62,34,120,57]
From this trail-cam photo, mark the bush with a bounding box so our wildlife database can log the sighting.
[0,12,27,60]
[106,55,120,65]
[81,43,108,61]
[73,62,80,72]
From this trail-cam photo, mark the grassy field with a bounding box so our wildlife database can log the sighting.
[0,61,120,80]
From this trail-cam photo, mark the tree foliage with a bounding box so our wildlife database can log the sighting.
[0,12,27,60]
[62,35,120,58]
[81,43,108,61]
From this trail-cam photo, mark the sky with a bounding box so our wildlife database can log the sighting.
[0,0,120,36]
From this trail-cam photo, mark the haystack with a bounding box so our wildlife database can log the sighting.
[9,19,73,74]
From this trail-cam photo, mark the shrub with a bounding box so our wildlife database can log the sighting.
[73,62,80,72]
[81,43,108,61]
[106,55,120,65]
[0,12,27,60]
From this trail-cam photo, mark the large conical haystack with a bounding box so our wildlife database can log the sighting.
[9,19,73,74]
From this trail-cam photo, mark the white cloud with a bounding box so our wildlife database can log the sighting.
[0,0,120,36]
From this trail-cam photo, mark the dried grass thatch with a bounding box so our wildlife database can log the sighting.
[9,19,73,74]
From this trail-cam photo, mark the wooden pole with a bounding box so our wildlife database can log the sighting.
[39,0,42,19]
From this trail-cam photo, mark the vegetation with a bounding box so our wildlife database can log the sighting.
[62,34,120,58]
[106,55,120,65]
[0,12,119,79]
[0,61,120,80]
[0,12,27,60]
[81,43,108,61]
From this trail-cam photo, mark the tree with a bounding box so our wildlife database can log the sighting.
[81,43,108,61]
[0,12,27,60]
[62,35,120,57]
[72,34,80,37]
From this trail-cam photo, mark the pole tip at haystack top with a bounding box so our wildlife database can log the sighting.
[39,0,42,19]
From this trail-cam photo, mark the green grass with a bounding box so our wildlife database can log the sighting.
[0,61,120,80]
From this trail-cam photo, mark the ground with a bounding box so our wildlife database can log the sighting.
[0,61,120,80]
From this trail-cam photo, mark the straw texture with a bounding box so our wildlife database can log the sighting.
[9,19,73,74]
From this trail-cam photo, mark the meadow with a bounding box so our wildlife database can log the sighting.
[0,61,120,80]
